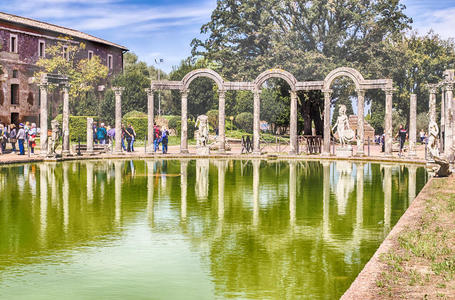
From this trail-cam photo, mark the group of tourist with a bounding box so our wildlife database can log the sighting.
[153,124,169,154]
[92,122,137,152]
[0,122,37,156]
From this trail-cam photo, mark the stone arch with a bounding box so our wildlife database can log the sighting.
[323,67,365,91]
[254,69,297,91]
[182,68,224,90]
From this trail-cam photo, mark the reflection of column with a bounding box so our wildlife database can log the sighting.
[114,161,122,224]
[146,88,154,153]
[86,118,94,154]
[86,162,94,203]
[146,161,154,224]
[356,163,364,227]
[62,84,70,155]
[62,162,69,232]
[383,165,392,233]
[217,160,225,220]
[218,90,226,152]
[252,159,260,226]
[357,89,365,156]
[195,159,209,200]
[289,161,297,227]
[289,91,298,155]
[322,90,332,155]
[181,89,189,154]
[40,164,48,243]
[408,165,417,204]
[384,89,393,156]
[181,160,188,221]
[113,87,125,154]
[253,89,261,154]
[39,83,48,156]
[409,94,417,157]
[322,162,330,237]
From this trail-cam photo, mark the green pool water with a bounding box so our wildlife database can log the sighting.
[0,159,427,299]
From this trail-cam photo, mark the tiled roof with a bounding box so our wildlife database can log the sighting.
[0,11,128,51]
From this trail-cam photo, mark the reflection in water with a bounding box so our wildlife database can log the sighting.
[0,160,428,300]
[195,159,209,200]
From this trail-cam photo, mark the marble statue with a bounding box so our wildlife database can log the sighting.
[195,115,210,154]
[332,105,355,148]
[427,120,439,158]
[48,119,61,157]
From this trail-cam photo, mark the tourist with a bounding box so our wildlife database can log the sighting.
[128,124,136,152]
[419,129,425,144]
[162,127,169,154]
[29,123,37,155]
[395,124,407,157]
[124,124,134,152]
[97,123,107,144]
[0,124,7,154]
[93,122,98,144]
[381,133,385,152]
[107,126,115,145]
[121,124,127,151]
[154,125,161,152]
[17,123,26,155]
[9,124,17,153]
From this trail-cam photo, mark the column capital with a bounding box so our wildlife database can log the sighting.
[290,90,297,97]
[145,88,154,96]
[383,88,394,95]
[356,89,366,97]
[38,82,48,90]
[445,84,454,92]
[253,89,262,95]
[218,89,226,97]
[322,89,333,95]
[427,84,437,94]
[181,89,189,97]
[112,86,125,96]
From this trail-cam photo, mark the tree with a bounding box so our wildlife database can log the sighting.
[191,0,412,136]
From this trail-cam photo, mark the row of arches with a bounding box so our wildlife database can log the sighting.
[149,67,394,156]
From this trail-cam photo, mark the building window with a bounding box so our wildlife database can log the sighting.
[38,40,45,58]
[88,50,93,60]
[107,54,113,70]
[62,46,69,60]
[10,34,18,53]
[11,84,19,105]
[12,70,18,78]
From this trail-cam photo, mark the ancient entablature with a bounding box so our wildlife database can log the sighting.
[149,67,394,156]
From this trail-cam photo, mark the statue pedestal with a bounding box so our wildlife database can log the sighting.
[196,147,210,155]
[336,147,353,158]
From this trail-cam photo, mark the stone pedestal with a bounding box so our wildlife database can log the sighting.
[336,146,353,158]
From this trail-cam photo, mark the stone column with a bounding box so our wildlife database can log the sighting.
[441,88,446,153]
[289,90,298,155]
[408,94,417,157]
[218,90,226,152]
[39,83,48,156]
[180,89,189,154]
[253,89,261,154]
[114,161,122,224]
[384,89,393,156]
[86,118,94,154]
[383,165,392,233]
[146,88,154,153]
[181,160,188,221]
[445,85,453,158]
[86,161,94,203]
[112,87,125,154]
[356,89,366,156]
[322,161,330,238]
[39,163,48,243]
[62,162,69,232]
[356,163,364,227]
[62,84,70,155]
[146,161,154,225]
[322,90,332,156]
[217,161,225,220]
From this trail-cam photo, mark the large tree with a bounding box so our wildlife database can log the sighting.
[191,0,412,135]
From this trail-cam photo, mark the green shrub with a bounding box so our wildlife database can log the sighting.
[170,118,195,139]
[235,112,254,133]
[168,116,180,131]
[207,110,218,129]
[123,117,147,140]
[54,114,96,142]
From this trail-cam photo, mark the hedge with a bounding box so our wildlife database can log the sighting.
[235,112,254,133]
[122,117,148,140]
[54,114,96,142]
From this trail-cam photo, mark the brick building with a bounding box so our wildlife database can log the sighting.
[0,11,128,125]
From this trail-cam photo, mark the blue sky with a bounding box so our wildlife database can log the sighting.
[1,0,454,73]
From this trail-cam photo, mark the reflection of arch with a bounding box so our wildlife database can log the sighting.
[182,69,224,90]
[323,67,364,90]
[254,69,297,91]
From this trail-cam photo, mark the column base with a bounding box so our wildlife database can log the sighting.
[252,151,262,155]
[113,150,124,155]
[356,150,365,157]
[321,151,331,157]
[288,150,297,155]
[180,149,189,154]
